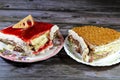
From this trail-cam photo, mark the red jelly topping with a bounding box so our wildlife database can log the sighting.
[1,22,53,42]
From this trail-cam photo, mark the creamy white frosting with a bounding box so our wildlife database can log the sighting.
[50,25,59,40]
[68,30,89,61]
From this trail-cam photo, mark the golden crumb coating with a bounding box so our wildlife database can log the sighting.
[72,26,120,46]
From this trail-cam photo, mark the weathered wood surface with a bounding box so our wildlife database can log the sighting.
[0,0,120,80]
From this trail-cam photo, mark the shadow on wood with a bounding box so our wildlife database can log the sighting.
[57,51,120,71]
[1,57,46,68]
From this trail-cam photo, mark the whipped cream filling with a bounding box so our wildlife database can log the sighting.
[68,30,89,61]
[0,32,32,55]
[94,38,120,55]
[0,32,26,46]
[50,25,59,40]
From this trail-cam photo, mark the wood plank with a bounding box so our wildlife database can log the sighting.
[0,10,120,26]
[0,0,120,13]
[0,55,120,80]
[0,51,120,79]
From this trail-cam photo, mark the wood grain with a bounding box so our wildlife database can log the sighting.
[0,0,120,12]
[0,0,120,80]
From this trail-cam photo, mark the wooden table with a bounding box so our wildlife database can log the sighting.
[0,0,120,80]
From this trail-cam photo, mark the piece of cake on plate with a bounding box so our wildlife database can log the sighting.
[68,26,120,62]
[0,15,63,57]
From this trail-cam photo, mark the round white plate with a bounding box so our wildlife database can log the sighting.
[64,37,120,66]
[0,34,64,63]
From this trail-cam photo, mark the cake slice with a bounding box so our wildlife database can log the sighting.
[68,26,120,62]
[0,16,62,57]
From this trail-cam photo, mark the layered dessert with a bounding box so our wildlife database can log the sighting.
[0,15,62,58]
[68,26,120,62]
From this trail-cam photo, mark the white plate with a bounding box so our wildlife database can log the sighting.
[64,37,120,66]
[0,33,64,63]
